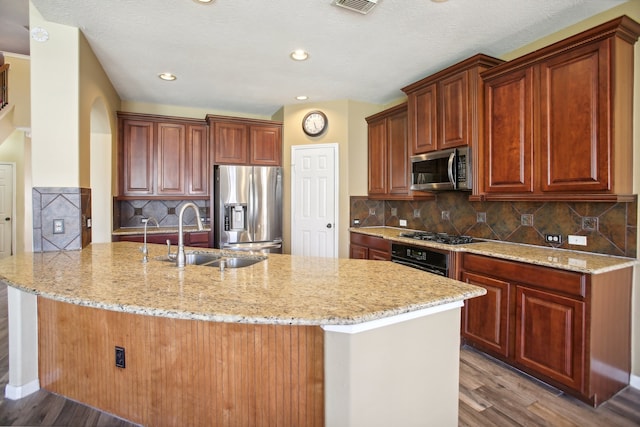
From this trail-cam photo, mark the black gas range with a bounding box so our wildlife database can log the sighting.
[392,231,476,277]
[398,231,474,245]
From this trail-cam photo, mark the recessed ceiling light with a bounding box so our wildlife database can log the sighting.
[30,27,49,42]
[158,73,177,81]
[296,95,308,101]
[193,0,214,3]
[290,50,309,61]
[431,0,449,2]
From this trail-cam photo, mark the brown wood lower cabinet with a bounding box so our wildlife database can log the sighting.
[115,231,211,248]
[349,232,391,260]
[38,297,324,427]
[459,253,631,406]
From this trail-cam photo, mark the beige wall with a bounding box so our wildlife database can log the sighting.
[1,52,32,254]
[30,3,80,187]
[497,0,640,389]
[4,54,30,129]
[121,101,270,121]
[78,32,121,189]
[281,100,381,257]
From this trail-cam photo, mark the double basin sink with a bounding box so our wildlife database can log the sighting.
[158,251,266,269]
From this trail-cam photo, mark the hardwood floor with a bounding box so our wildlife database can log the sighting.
[459,346,640,426]
[1,282,639,426]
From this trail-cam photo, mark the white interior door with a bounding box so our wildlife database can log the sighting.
[0,163,14,258]
[291,144,338,258]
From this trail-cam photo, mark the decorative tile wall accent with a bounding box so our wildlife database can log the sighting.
[350,193,637,258]
[33,187,92,252]
[116,200,209,228]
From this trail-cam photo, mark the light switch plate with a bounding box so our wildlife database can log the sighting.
[568,235,587,246]
[399,219,407,227]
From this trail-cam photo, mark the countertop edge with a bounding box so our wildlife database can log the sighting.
[2,278,485,326]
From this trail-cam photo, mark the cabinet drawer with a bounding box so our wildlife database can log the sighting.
[350,233,390,253]
[462,253,586,298]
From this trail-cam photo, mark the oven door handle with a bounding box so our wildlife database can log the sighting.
[391,259,446,276]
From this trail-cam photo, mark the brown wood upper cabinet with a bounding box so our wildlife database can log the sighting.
[118,112,209,199]
[481,16,640,202]
[207,115,282,166]
[366,103,411,199]
[401,54,504,155]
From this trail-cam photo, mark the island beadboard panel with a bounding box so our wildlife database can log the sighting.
[38,297,324,427]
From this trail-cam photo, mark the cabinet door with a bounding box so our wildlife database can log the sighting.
[461,271,511,357]
[515,285,585,391]
[540,41,610,192]
[439,70,468,150]
[408,84,438,154]
[387,109,409,195]
[250,125,282,166]
[121,120,155,196]
[484,68,534,194]
[368,248,390,261]
[213,122,248,164]
[186,124,209,196]
[350,244,368,259]
[156,123,186,195]
[367,119,388,195]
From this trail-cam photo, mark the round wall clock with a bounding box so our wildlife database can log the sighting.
[302,110,328,136]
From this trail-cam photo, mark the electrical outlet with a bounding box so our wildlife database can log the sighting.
[353,218,360,226]
[413,209,421,218]
[115,346,126,368]
[399,219,407,227]
[544,234,562,244]
[568,235,587,246]
[53,219,65,234]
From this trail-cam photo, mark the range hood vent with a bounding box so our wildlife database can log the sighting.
[333,0,378,14]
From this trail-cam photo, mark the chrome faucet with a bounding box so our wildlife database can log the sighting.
[176,202,204,268]
[141,217,159,263]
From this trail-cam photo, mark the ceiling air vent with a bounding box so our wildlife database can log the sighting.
[333,0,378,15]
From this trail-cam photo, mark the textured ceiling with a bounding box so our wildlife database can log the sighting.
[2,0,629,116]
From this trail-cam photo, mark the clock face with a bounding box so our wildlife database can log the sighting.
[302,111,327,136]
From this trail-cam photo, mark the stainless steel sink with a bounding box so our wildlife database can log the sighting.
[157,251,265,268]
[208,257,264,268]
[157,251,221,266]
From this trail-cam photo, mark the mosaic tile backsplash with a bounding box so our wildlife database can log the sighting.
[351,193,637,258]
[115,200,209,228]
[33,187,92,252]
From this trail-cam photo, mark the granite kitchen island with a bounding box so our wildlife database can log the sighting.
[1,242,485,427]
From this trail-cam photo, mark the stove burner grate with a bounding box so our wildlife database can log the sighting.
[399,231,474,245]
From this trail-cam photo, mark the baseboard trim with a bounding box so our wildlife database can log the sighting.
[630,374,640,390]
[4,379,40,400]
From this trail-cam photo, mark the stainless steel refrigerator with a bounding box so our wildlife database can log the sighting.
[213,165,283,253]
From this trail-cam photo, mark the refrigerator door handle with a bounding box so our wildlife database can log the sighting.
[247,168,252,238]
[222,240,282,251]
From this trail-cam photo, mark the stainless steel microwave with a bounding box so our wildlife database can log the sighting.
[410,147,471,191]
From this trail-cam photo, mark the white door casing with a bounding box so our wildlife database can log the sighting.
[0,163,14,258]
[291,144,338,258]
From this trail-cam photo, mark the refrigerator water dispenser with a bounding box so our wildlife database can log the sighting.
[225,204,247,231]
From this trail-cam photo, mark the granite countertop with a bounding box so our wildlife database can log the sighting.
[113,226,211,235]
[351,226,639,274]
[0,242,485,326]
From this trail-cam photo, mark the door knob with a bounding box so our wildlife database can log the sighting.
[326,223,332,228]
[4,217,9,221]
